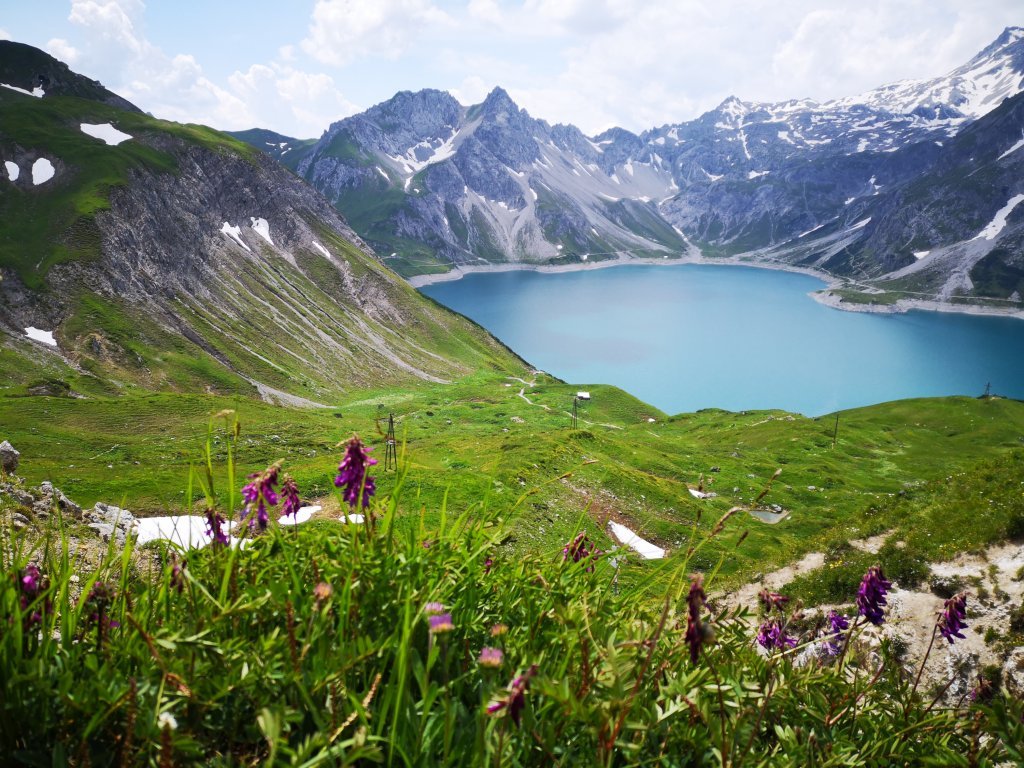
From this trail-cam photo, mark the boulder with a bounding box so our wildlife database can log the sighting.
[34,481,83,519]
[0,441,19,474]
[1003,647,1024,699]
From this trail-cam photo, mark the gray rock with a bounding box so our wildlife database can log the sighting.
[87,522,116,542]
[0,440,19,474]
[36,481,83,519]
[1003,647,1024,699]
[11,512,30,529]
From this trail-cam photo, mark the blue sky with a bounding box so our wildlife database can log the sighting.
[1,1,1020,138]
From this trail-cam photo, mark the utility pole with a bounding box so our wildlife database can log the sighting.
[384,413,397,471]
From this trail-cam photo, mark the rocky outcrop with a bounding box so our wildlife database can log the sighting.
[0,440,19,474]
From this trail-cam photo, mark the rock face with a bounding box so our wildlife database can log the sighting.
[238,27,1024,304]
[84,502,138,545]
[0,42,521,403]
[1003,647,1024,698]
[0,440,19,473]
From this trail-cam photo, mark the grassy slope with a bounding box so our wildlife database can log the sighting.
[3,366,1022,592]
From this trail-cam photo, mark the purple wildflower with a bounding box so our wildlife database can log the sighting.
[478,647,504,668]
[486,665,538,727]
[483,557,494,574]
[242,463,280,531]
[562,532,601,572]
[490,623,508,637]
[83,581,119,645]
[937,592,968,644]
[279,475,301,521]
[334,436,377,509]
[16,564,51,628]
[685,574,707,664]
[424,602,446,615]
[204,508,229,547]
[756,620,797,651]
[169,556,186,594]
[428,613,454,634]
[822,610,849,657]
[758,589,790,613]
[856,566,892,626]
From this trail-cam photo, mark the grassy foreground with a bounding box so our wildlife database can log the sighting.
[3,429,1024,766]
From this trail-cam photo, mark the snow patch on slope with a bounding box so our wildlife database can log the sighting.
[4,161,18,181]
[80,123,133,146]
[973,194,1024,240]
[1,82,44,98]
[250,217,273,245]
[24,327,57,346]
[32,158,55,185]
[220,222,251,252]
[607,521,665,560]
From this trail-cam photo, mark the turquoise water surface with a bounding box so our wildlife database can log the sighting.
[420,264,1024,416]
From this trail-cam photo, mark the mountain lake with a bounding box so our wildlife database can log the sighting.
[420,264,1024,416]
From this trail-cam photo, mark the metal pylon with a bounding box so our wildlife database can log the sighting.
[384,413,397,471]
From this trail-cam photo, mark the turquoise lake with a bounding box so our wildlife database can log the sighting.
[420,264,1024,416]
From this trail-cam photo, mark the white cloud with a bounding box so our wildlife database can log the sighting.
[301,0,452,66]
[0,28,10,41]
[46,38,79,63]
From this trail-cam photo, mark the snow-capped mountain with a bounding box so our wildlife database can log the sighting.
[236,27,1024,302]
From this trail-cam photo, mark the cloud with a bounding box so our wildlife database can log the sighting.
[0,28,10,41]
[46,38,79,63]
[301,0,452,66]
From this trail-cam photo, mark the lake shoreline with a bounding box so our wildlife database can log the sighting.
[407,256,1024,321]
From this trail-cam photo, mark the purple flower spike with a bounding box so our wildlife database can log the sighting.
[242,463,280,531]
[938,592,968,644]
[562,532,601,572]
[822,610,849,657]
[856,566,892,626]
[758,589,790,613]
[204,508,230,547]
[756,620,797,651]
[685,574,707,664]
[280,475,301,521]
[335,436,377,509]
[487,665,538,727]
[16,564,51,628]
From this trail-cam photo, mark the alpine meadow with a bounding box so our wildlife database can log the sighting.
[2,7,1024,767]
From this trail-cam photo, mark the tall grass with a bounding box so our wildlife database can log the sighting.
[2,418,1022,766]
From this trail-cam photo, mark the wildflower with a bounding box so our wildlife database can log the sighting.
[937,592,968,644]
[335,436,377,509]
[758,589,790,613]
[685,574,707,664]
[428,613,454,634]
[756,619,796,651]
[483,557,494,574]
[279,474,301,521]
[424,602,446,615]
[562,531,601,572]
[16,563,51,628]
[313,582,333,605]
[490,623,509,637]
[821,610,849,657]
[169,556,186,594]
[967,676,995,704]
[856,566,892,626]
[486,665,538,727]
[478,647,504,668]
[242,462,280,531]
[204,508,229,547]
[83,581,120,642]
[157,712,178,731]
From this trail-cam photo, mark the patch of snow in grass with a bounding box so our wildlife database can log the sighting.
[32,158,55,185]
[311,241,331,259]
[747,170,769,179]
[844,197,856,205]
[339,513,365,524]
[24,327,56,346]
[849,217,872,230]
[1,82,43,98]
[220,222,251,252]
[135,515,243,549]
[913,250,930,259]
[607,521,665,559]
[250,217,273,245]
[973,194,1024,240]
[80,123,132,145]
[279,505,319,526]
[4,161,18,181]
